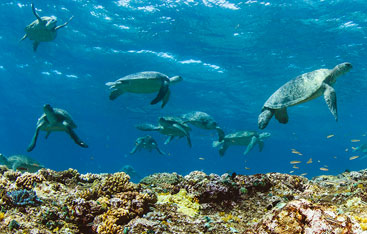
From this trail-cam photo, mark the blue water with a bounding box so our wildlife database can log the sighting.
[1,0,366,181]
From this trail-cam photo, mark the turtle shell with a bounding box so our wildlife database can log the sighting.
[111,71,169,93]
[25,17,57,42]
[263,69,331,109]
[38,108,77,129]
[225,131,257,140]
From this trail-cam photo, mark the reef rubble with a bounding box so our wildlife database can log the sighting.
[0,166,367,233]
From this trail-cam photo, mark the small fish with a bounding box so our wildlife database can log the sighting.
[289,170,294,173]
[317,160,321,163]
[300,173,308,176]
[352,147,357,150]
[320,167,329,171]
[345,148,349,152]
[198,157,205,160]
[306,158,312,164]
[292,165,299,169]
[326,134,334,139]
[351,139,361,142]
[245,167,251,170]
[290,160,301,164]
[333,156,337,159]
[291,149,303,155]
[349,155,359,160]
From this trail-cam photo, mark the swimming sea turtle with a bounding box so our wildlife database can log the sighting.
[136,116,192,147]
[20,3,73,51]
[181,111,225,141]
[105,71,183,108]
[130,135,165,155]
[258,62,353,129]
[212,131,271,156]
[27,104,88,152]
[0,154,44,173]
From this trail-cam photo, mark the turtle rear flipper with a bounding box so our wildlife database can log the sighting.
[66,127,88,148]
[323,83,337,121]
[244,136,257,155]
[33,41,40,52]
[219,142,229,156]
[275,108,288,124]
[258,140,264,152]
[151,78,170,107]
[27,125,41,152]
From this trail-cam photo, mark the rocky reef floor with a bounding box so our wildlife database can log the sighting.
[1,166,367,233]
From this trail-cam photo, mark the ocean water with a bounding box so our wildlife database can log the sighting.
[0,0,366,181]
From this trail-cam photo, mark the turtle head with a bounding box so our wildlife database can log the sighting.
[43,104,55,116]
[169,76,183,84]
[45,16,57,30]
[332,62,352,78]
[259,132,271,139]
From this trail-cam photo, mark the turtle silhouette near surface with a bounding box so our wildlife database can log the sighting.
[258,62,352,129]
[20,3,73,51]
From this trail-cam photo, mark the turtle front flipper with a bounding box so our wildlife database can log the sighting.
[215,127,225,142]
[66,127,88,148]
[258,108,274,129]
[19,34,27,42]
[219,142,229,156]
[323,83,338,121]
[27,125,41,152]
[244,136,258,155]
[161,89,171,108]
[31,3,42,21]
[164,136,175,145]
[136,123,160,131]
[129,145,140,155]
[55,16,74,30]
[275,108,288,124]
[155,147,166,155]
[150,77,170,107]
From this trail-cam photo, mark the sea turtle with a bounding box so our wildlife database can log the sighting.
[130,135,165,155]
[181,111,225,141]
[105,71,183,108]
[212,131,271,156]
[27,104,88,152]
[20,3,73,51]
[354,143,367,154]
[136,116,192,147]
[258,62,353,129]
[0,154,44,173]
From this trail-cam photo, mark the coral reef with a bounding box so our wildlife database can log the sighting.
[2,167,367,233]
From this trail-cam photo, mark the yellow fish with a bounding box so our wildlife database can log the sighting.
[306,158,312,164]
[326,134,334,138]
[289,170,294,173]
[291,149,303,155]
[320,167,329,171]
[352,147,357,150]
[245,167,251,170]
[290,160,301,164]
[292,165,299,169]
[198,157,205,160]
[300,173,308,176]
[349,156,359,160]
[351,139,361,142]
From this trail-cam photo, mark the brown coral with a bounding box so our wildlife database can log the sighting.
[15,172,45,190]
[97,172,134,197]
